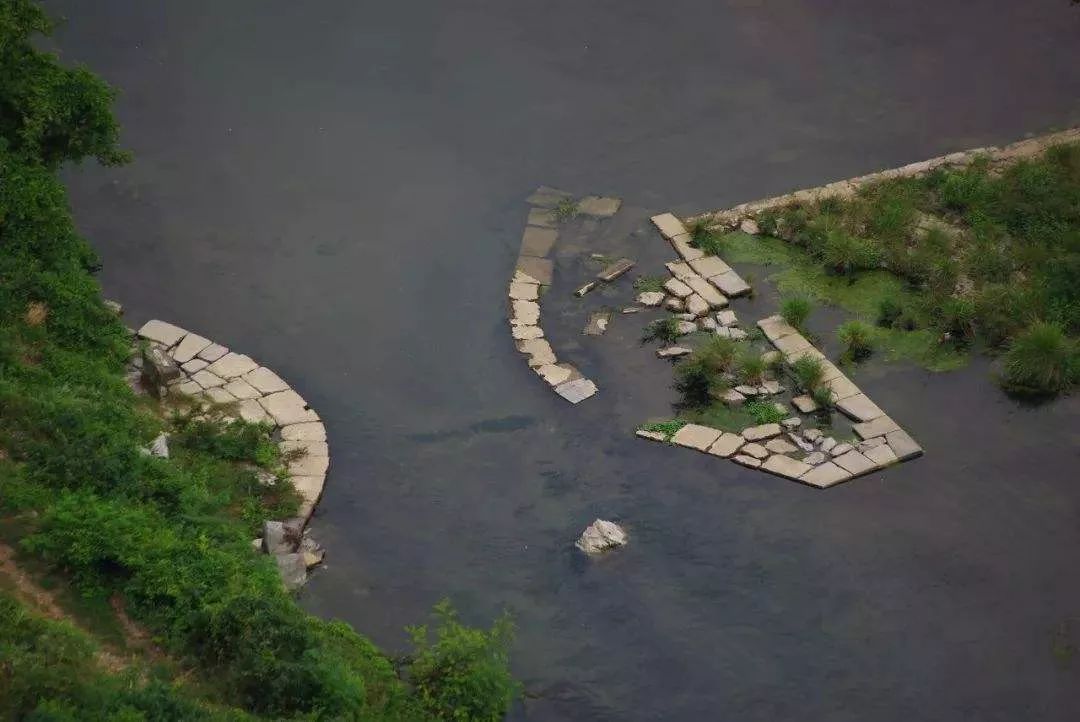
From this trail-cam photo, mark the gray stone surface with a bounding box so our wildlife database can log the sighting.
[236,398,271,424]
[803,451,827,466]
[288,451,330,477]
[280,422,327,442]
[575,281,598,297]
[197,342,228,362]
[886,429,924,460]
[833,449,876,475]
[177,380,202,396]
[789,433,815,453]
[761,380,783,395]
[671,424,722,452]
[761,350,781,365]
[536,363,572,386]
[716,309,738,327]
[597,258,635,282]
[281,439,329,459]
[707,433,745,458]
[138,319,187,347]
[576,519,628,554]
[757,315,798,341]
[554,378,597,404]
[670,233,705,261]
[636,429,667,442]
[853,415,901,439]
[263,521,292,555]
[799,461,851,488]
[734,385,758,396]
[520,226,558,257]
[243,366,289,394]
[864,443,898,468]
[792,395,818,413]
[826,375,861,401]
[582,310,612,336]
[741,442,769,460]
[686,294,709,317]
[206,352,259,379]
[856,437,886,453]
[181,358,209,373]
[685,275,727,308]
[740,218,761,235]
[710,270,751,297]
[675,320,697,335]
[781,417,802,430]
[515,255,554,285]
[651,212,686,239]
[637,291,665,306]
[657,346,692,358]
[765,438,798,455]
[171,333,211,363]
[804,429,823,443]
[260,390,319,426]
[223,378,261,400]
[665,261,696,280]
[830,442,853,457]
[141,345,180,393]
[773,333,811,355]
[700,317,717,331]
[663,278,693,298]
[688,255,731,278]
[820,437,837,453]
[148,432,169,458]
[509,281,539,301]
[742,423,781,442]
[836,393,885,422]
[762,454,813,480]
[664,297,684,312]
[579,196,622,217]
[275,553,307,590]
[722,389,746,407]
[732,454,762,469]
[510,299,540,326]
[191,369,226,389]
[203,387,236,404]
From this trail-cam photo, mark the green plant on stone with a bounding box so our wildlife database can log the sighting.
[737,350,767,385]
[633,276,666,293]
[674,356,728,408]
[745,400,786,425]
[790,354,825,392]
[638,419,687,440]
[552,197,579,222]
[810,384,836,414]
[1000,321,1079,397]
[780,295,813,332]
[642,317,682,345]
[837,320,874,362]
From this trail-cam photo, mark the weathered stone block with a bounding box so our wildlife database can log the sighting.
[637,291,665,306]
[260,390,319,426]
[223,378,261,400]
[511,299,540,326]
[836,393,885,422]
[657,346,692,358]
[864,443,898,468]
[732,453,762,469]
[280,422,326,441]
[670,424,722,451]
[526,207,556,228]
[757,315,798,341]
[191,369,226,389]
[520,226,558,257]
[707,433,745,458]
[853,416,900,439]
[799,461,852,488]
[651,212,687,239]
[792,395,818,414]
[509,281,539,301]
[526,185,573,208]
[515,256,554,285]
[171,333,211,364]
[688,256,731,279]
[665,261,696,280]
[597,258,635,282]
[553,378,597,404]
[243,366,290,395]
[742,423,781,442]
[517,338,556,367]
[197,342,228,362]
[206,352,259,379]
[762,454,813,480]
[511,325,544,341]
[140,345,180,394]
[138,319,187,347]
[686,294,709,317]
[579,196,622,217]
[885,429,923,460]
[833,449,876,475]
[671,233,705,261]
[710,270,751,297]
[663,278,693,298]
[740,443,769,460]
[765,438,798,455]
[636,429,667,442]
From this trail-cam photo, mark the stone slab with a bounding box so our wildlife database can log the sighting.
[578,195,621,217]
[637,291,665,307]
[510,299,540,326]
[509,281,539,301]
[511,325,544,341]
[826,375,861,401]
[742,423,781,442]
[651,212,686,239]
[716,310,738,327]
[663,278,693,298]
[836,393,885,422]
[833,449,877,476]
[597,258,635,282]
[773,333,811,355]
[197,343,228,362]
[515,256,554,286]
[176,380,202,396]
[710,270,751,298]
[526,207,556,228]
[765,438,799,454]
[520,226,558,257]
[761,454,814,480]
[280,422,327,441]
[657,346,692,358]
[707,433,745,458]
[664,297,684,312]
[670,424,722,452]
[206,352,259,379]
[536,364,572,387]
[636,429,666,442]
[138,319,187,347]
[688,255,731,278]
[853,416,901,440]
[665,261,696,280]
[685,275,727,308]
[799,461,853,488]
[281,439,329,458]
[886,429,923,460]
[732,454,762,468]
[191,369,226,389]
[260,390,319,426]
[236,398,271,424]
[243,366,290,395]
[686,294,709,318]
[553,378,597,404]
[223,378,261,400]
[526,185,572,208]
[785,346,827,364]
[864,443,898,468]
[203,387,236,404]
[792,395,818,414]
[517,338,556,367]
[181,358,209,374]
[171,333,211,364]
[757,315,798,341]
[741,442,769,460]
[670,233,705,262]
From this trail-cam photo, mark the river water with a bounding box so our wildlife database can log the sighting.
[47,1,1080,719]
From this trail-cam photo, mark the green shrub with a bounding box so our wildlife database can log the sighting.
[552,197,579,222]
[810,385,836,412]
[1000,322,1079,397]
[674,356,729,408]
[642,318,682,345]
[877,298,904,328]
[821,230,882,275]
[745,400,785,425]
[633,276,666,293]
[737,350,766,385]
[780,296,813,331]
[790,355,825,391]
[687,219,726,256]
[638,420,686,439]
[837,320,874,361]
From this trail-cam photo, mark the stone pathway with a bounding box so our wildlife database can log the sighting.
[508,187,623,404]
[635,214,923,489]
[134,319,328,521]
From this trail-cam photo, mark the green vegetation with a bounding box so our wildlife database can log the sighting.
[637,419,687,439]
[789,355,825,392]
[673,337,739,408]
[837,320,874,362]
[0,2,517,719]
[736,349,766,385]
[725,138,1080,388]
[1000,322,1079,397]
[642,318,682,345]
[687,218,726,256]
[632,275,666,293]
[745,400,786,425]
[552,197,579,222]
[780,296,812,332]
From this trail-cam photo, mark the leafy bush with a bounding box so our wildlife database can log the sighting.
[674,356,728,408]
[642,318,682,345]
[810,385,836,412]
[1000,322,1079,397]
[780,296,813,331]
[790,355,824,391]
[737,350,766,385]
[837,320,874,361]
[745,400,785,425]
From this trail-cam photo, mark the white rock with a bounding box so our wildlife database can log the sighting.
[148,432,169,458]
[722,389,746,407]
[765,438,798,455]
[508,281,539,301]
[517,338,556,367]
[803,451,827,466]
[833,450,876,476]
[676,320,697,335]
[685,275,728,308]
[761,454,813,480]
[689,256,732,279]
[138,320,187,347]
[554,378,597,404]
[740,443,769,460]
[836,393,886,423]
[636,291,665,307]
[651,213,687,239]
[636,429,666,442]
[710,270,751,298]
[732,454,762,468]
[728,328,747,340]
[671,424,722,451]
[191,369,226,389]
[536,364,572,386]
[804,428,823,443]
[576,519,628,554]
[707,433,745,457]
[699,317,717,331]
[663,278,693,298]
[686,294,709,317]
[820,437,837,453]
[511,299,540,326]
[288,452,330,477]
[511,325,544,341]
[742,423,781,442]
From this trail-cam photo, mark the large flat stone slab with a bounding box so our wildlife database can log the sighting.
[553,378,597,404]
[138,320,187,347]
[706,432,745,458]
[663,278,693,298]
[665,261,696,280]
[578,196,621,217]
[536,364,573,386]
[886,429,923,460]
[853,415,901,440]
[259,390,319,426]
[833,449,876,476]
[710,270,751,297]
[508,281,539,301]
[688,256,731,278]
[826,375,861,401]
[671,424,722,451]
[761,454,813,480]
[670,233,705,261]
[171,333,211,364]
[206,352,259,379]
[685,275,727,308]
[191,369,225,389]
[511,324,544,341]
[223,378,261,400]
[510,299,540,326]
[520,226,558,257]
[836,393,885,422]
[515,256,554,285]
[757,315,798,341]
[772,333,811,355]
[197,342,228,362]
[280,422,326,441]
[799,461,852,488]
[516,338,556,367]
[651,212,687,239]
[864,443,898,468]
[742,423,781,442]
[236,398,271,424]
[526,207,556,228]
[243,366,290,395]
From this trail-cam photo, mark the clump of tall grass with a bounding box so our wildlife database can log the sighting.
[1000,321,1078,397]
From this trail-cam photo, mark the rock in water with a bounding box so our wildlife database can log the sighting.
[576,519,628,554]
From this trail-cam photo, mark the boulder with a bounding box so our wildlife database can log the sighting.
[299,536,325,569]
[636,291,665,307]
[140,345,180,396]
[780,417,802,430]
[664,297,685,312]
[262,520,292,555]
[804,428,823,443]
[700,317,717,331]
[676,320,697,335]
[576,519,628,554]
[740,218,761,235]
[275,553,307,590]
[721,389,746,407]
[716,310,738,327]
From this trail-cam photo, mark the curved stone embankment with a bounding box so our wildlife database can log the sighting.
[636,214,923,489]
[689,127,1080,229]
[134,319,328,522]
[507,187,623,404]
